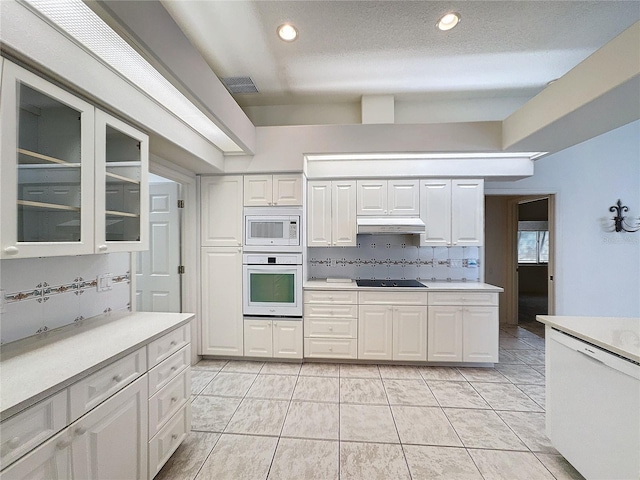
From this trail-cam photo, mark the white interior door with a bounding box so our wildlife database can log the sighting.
[136,181,181,312]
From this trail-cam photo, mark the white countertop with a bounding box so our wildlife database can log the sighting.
[304,279,503,292]
[0,311,194,420]
[537,315,640,364]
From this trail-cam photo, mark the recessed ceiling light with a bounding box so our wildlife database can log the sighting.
[436,12,461,31]
[277,23,298,42]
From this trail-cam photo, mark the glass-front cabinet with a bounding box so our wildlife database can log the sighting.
[95,110,149,253]
[1,60,149,259]
[1,61,95,258]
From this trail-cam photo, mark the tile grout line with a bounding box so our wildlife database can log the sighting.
[264,368,300,480]
[380,366,415,480]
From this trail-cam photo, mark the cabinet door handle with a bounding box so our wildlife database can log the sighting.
[97,245,108,252]
[4,246,19,256]
[7,437,21,449]
[171,396,178,403]
[171,434,178,440]
[75,426,87,436]
[171,366,178,372]
[329,346,333,352]
[113,374,123,382]
[328,326,334,331]
[56,438,71,450]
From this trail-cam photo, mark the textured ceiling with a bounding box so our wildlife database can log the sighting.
[162,1,639,109]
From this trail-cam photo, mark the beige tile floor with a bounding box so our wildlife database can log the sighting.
[157,325,585,480]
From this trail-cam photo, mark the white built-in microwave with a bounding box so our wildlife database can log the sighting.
[244,207,301,252]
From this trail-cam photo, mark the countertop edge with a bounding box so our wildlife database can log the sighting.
[304,280,503,292]
[0,312,194,421]
[537,315,640,364]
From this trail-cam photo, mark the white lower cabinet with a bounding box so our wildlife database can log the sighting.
[462,307,499,362]
[303,290,358,359]
[201,247,244,356]
[244,319,302,359]
[359,304,427,361]
[0,322,192,480]
[428,299,498,363]
[392,306,428,361]
[358,305,393,360]
[72,376,148,480]
[428,306,463,361]
[3,377,148,480]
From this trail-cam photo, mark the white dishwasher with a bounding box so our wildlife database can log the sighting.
[547,328,640,480]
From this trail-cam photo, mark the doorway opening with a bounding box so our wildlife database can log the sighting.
[484,194,555,334]
[516,197,550,336]
[136,173,182,312]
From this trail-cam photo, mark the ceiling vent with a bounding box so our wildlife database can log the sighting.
[221,76,259,94]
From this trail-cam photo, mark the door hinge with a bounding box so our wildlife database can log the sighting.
[178,266,185,274]
[177,200,185,208]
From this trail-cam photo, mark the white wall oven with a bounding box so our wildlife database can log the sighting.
[243,253,303,317]
[244,207,301,252]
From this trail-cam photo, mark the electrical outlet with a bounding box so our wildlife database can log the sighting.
[97,274,113,292]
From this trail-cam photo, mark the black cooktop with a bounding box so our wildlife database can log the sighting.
[356,279,426,288]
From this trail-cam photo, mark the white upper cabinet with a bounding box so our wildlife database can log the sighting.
[451,179,484,247]
[357,180,419,216]
[0,60,150,259]
[94,110,149,253]
[357,180,387,215]
[307,180,356,247]
[420,179,484,246]
[244,174,302,206]
[1,61,95,259]
[201,176,244,247]
[332,181,357,246]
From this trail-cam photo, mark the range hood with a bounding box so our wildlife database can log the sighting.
[357,217,426,234]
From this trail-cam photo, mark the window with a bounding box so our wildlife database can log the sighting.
[518,221,549,264]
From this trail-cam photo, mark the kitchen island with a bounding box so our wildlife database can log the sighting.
[303,279,503,363]
[537,315,640,480]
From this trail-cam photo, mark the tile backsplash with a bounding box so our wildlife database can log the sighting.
[0,253,131,345]
[308,235,480,282]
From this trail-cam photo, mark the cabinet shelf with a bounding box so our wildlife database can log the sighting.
[105,172,140,185]
[18,200,80,212]
[106,161,142,167]
[106,210,140,218]
[18,148,77,166]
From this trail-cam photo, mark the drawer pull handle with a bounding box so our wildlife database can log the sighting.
[56,438,71,450]
[7,437,21,449]
[170,340,177,347]
[171,366,178,371]
[171,396,178,403]
[329,347,333,352]
[328,327,333,331]
[113,374,123,382]
[171,434,178,440]
[75,426,87,436]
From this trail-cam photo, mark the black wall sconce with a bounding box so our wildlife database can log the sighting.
[609,199,640,232]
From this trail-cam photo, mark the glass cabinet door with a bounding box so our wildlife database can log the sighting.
[1,61,95,258]
[95,110,149,253]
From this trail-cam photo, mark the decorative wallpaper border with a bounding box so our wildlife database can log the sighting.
[4,272,130,306]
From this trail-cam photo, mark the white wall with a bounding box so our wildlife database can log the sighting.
[487,120,640,317]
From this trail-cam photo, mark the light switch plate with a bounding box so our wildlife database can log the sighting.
[97,274,113,292]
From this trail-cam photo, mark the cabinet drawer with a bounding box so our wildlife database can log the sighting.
[304,290,357,304]
[148,402,190,479]
[69,347,146,421]
[304,317,357,338]
[148,344,191,397]
[429,292,498,306]
[304,338,357,359]
[149,368,190,437]
[0,390,67,470]
[147,324,190,369]
[304,304,357,318]
[358,291,428,305]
